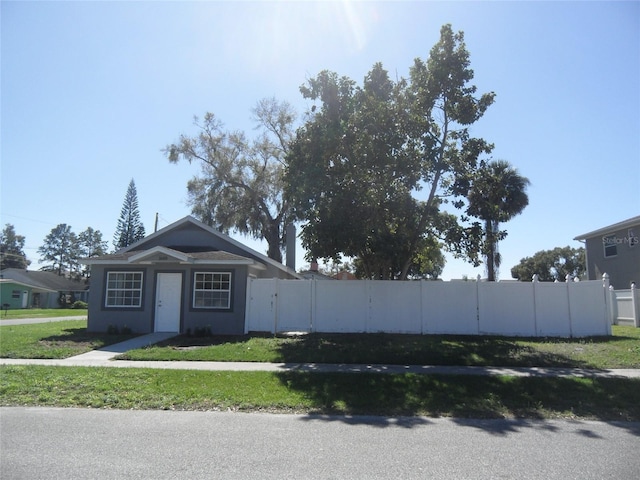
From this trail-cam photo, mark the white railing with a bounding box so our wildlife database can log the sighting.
[245,274,613,337]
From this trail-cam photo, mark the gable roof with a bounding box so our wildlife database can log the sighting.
[84,216,299,278]
[574,215,640,240]
[0,268,88,292]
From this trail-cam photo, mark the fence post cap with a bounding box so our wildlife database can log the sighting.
[565,274,572,283]
[532,274,539,282]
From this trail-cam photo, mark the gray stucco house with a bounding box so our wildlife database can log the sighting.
[82,216,299,335]
[574,215,640,289]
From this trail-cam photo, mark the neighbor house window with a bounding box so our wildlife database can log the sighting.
[603,235,617,258]
[193,272,231,309]
[11,290,20,299]
[105,271,143,307]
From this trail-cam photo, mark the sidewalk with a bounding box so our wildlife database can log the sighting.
[0,315,87,326]
[2,357,640,378]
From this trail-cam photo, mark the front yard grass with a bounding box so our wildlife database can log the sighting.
[0,320,138,359]
[116,326,640,370]
[1,365,639,420]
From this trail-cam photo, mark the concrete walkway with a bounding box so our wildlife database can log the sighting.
[65,332,180,362]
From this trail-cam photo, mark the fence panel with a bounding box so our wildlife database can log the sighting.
[245,278,276,333]
[368,281,422,333]
[422,281,478,334]
[478,282,536,336]
[613,288,639,326]
[533,282,572,336]
[314,281,368,333]
[275,280,313,333]
[568,281,611,336]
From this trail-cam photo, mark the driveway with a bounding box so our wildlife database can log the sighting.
[2,407,639,480]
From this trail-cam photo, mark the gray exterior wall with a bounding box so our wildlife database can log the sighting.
[87,263,249,334]
[583,223,640,289]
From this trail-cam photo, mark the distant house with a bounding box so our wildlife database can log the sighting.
[298,262,335,281]
[574,215,640,289]
[81,216,300,335]
[0,268,89,309]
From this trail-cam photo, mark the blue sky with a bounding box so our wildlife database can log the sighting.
[2,1,639,281]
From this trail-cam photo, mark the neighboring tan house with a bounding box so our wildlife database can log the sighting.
[0,268,89,309]
[82,216,300,335]
[574,215,640,289]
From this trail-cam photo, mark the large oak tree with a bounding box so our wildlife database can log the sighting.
[165,98,296,263]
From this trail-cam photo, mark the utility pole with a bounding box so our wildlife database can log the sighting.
[154,213,159,233]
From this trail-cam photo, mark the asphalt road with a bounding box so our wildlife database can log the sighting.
[2,407,639,480]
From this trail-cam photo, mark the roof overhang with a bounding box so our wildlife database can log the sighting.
[574,215,640,241]
[82,245,266,270]
[0,279,58,294]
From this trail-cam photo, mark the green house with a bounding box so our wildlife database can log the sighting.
[0,279,56,309]
[0,269,89,309]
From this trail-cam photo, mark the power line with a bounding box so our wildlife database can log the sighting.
[0,213,58,226]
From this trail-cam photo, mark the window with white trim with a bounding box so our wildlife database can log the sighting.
[603,235,617,258]
[105,271,143,307]
[193,272,231,309]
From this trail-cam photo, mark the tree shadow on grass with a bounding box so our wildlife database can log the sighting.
[272,333,606,369]
[40,328,139,346]
[275,372,640,434]
[146,331,636,369]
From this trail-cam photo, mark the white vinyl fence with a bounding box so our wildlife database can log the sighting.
[609,284,640,327]
[245,275,613,337]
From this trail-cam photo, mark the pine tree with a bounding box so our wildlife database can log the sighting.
[0,224,31,270]
[38,224,79,276]
[113,179,146,249]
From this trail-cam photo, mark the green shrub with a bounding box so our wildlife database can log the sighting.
[71,301,88,310]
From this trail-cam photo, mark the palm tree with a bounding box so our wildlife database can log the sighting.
[467,160,530,281]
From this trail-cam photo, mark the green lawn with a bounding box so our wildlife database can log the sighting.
[0,308,86,320]
[0,320,138,359]
[1,322,639,419]
[2,320,638,368]
[1,365,639,420]
[116,326,640,369]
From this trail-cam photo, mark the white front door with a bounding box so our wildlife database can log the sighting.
[155,273,182,332]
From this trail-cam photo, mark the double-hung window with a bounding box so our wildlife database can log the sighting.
[193,272,231,309]
[603,235,618,258]
[105,271,143,307]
